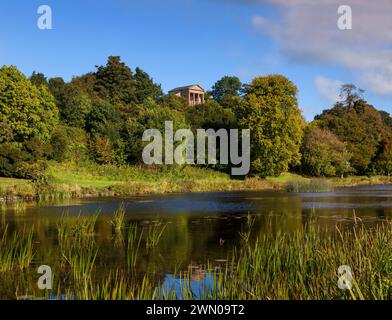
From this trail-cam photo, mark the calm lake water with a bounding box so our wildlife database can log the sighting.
[0,184,391,299]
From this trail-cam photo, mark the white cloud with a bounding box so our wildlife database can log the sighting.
[251,15,269,27]
[249,0,392,95]
[315,75,342,103]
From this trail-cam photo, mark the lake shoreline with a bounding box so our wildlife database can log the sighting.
[1,161,391,204]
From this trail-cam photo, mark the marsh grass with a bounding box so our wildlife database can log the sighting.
[0,211,390,300]
[0,202,6,214]
[126,224,143,269]
[214,222,392,300]
[67,241,98,283]
[57,212,99,243]
[286,179,333,193]
[37,191,72,202]
[78,220,390,300]
[146,221,168,249]
[239,214,256,245]
[13,201,26,215]
[57,212,99,272]
[111,203,126,233]
[0,226,35,272]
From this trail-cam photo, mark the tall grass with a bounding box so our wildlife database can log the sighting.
[57,212,99,243]
[286,179,333,193]
[212,222,391,300]
[57,212,99,272]
[0,211,390,300]
[0,226,35,272]
[67,241,98,283]
[126,224,143,269]
[67,220,390,301]
[146,221,168,249]
[111,203,126,233]
[0,202,6,214]
[13,201,26,215]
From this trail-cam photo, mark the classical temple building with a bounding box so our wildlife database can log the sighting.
[169,84,205,106]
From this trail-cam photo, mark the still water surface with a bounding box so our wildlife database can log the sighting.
[1,184,391,299]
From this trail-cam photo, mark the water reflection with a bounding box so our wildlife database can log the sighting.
[0,185,391,298]
[161,271,216,300]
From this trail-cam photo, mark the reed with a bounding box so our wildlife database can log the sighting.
[57,212,99,244]
[0,226,14,272]
[146,221,168,249]
[126,224,143,269]
[57,212,99,270]
[286,179,333,193]
[13,201,26,215]
[0,202,6,214]
[212,222,391,300]
[0,210,390,300]
[0,226,35,272]
[111,203,126,233]
[16,228,35,270]
[68,241,98,283]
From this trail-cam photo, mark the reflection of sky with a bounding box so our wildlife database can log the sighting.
[27,185,392,218]
[139,199,254,214]
[160,273,216,300]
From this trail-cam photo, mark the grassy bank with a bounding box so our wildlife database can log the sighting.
[0,161,391,201]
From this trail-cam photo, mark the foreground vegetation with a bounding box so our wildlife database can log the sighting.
[0,208,390,300]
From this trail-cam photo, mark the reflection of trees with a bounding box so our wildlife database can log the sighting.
[1,191,391,299]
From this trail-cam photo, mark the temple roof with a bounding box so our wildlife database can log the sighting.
[169,84,205,93]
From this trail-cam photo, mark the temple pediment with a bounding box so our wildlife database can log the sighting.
[169,84,206,106]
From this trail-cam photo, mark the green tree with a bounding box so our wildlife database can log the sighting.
[186,100,237,130]
[380,110,392,128]
[0,66,59,144]
[50,125,89,162]
[30,71,48,87]
[124,105,188,163]
[237,75,305,177]
[162,94,189,112]
[60,86,92,128]
[210,76,242,102]
[94,56,136,105]
[48,77,66,107]
[301,126,352,177]
[315,85,390,174]
[134,67,163,103]
[0,143,29,178]
[339,84,364,108]
[378,140,392,177]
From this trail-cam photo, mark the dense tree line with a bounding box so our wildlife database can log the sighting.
[0,56,391,181]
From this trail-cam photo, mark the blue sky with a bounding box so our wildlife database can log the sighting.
[0,0,391,120]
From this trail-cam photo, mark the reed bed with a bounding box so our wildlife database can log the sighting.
[0,202,6,214]
[213,222,391,300]
[13,201,27,215]
[56,212,100,287]
[0,213,390,300]
[57,212,99,247]
[286,179,334,193]
[53,220,391,300]
[0,226,35,272]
